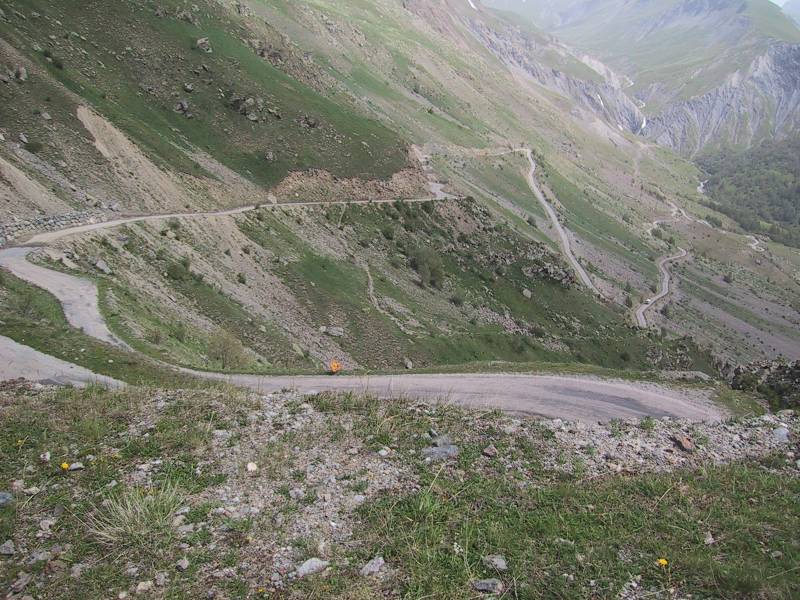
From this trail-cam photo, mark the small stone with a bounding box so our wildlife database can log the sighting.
[770,550,784,559]
[289,487,305,500]
[19,132,28,144]
[773,427,790,444]
[92,259,112,275]
[11,571,32,593]
[671,434,694,452]
[68,462,85,471]
[155,572,167,586]
[176,557,190,572]
[482,554,507,572]
[246,462,258,473]
[360,556,385,577]
[0,540,15,555]
[403,357,413,370]
[183,83,194,93]
[482,444,498,458]
[41,112,51,121]
[325,326,344,337]
[136,580,154,594]
[522,288,532,299]
[294,557,329,578]
[472,578,504,594]
[704,532,715,546]
[40,451,51,463]
[0,491,12,506]
[196,37,212,53]
[377,447,390,457]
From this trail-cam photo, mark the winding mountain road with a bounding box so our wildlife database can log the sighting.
[634,247,687,328]
[0,178,721,422]
[519,149,600,295]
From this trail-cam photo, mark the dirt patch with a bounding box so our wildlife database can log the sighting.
[76,106,193,213]
[0,154,71,218]
[271,167,428,204]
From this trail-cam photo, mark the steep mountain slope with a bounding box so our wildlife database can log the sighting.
[1,0,799,376]
[485,0,800,154]
[0,0,414,224]
[785,0,800,24]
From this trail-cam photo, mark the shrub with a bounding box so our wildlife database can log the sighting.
[166,261,190,281]
[145,329,164,345]
[169,321,188,343]
[409,246,444,289]
[236,273,247,285]
[449,293,465,307]
[24,141,44,154]
[208,330,248,370]
[381,225,395,240]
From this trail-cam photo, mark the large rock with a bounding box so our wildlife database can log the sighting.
[92,258,112,275]
[196,37,212,53]
[360,556,385,577]
[472,578,504,594]
[482,554,508,571]
[294,557,329,578]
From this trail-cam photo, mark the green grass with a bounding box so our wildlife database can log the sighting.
[0,271,199,386]
[359,460,799,598]
[4,0,409,188]
[0,385,250,599]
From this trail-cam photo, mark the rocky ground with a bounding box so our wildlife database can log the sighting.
[1,379,798,599]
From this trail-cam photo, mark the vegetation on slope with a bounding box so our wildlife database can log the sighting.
[1,384,796,599]
[698,137,800,248]
[0,0,408,190]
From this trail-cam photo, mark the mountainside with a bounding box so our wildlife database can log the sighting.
[785,0,800,24]
[484,0,800,154]
[1,0,800,381]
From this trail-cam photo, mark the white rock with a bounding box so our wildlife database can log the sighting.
[360,556,385,577]
[294,557,329,578]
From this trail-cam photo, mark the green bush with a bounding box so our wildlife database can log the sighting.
[409,246,444,289]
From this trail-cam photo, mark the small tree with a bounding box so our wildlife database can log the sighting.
[208,330,248,370]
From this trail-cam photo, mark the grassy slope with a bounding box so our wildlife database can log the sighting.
[49,199,712,376]
[1,386,794,599]
[0,270,199,386]
[2,0,408,188]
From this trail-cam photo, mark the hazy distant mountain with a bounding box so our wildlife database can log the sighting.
[785,0,800,23]
[483,0,800,154]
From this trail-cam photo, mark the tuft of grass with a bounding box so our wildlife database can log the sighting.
[87,482,184,560]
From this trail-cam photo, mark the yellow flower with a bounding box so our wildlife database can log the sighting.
[60,462,70,471]
[15,439,24,447]
[657,558,669,567]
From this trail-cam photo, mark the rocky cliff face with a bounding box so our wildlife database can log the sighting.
[465,19,645,133]
[643,42,800,155]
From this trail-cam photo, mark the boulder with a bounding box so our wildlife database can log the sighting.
[92,259,112,275]
[294,558,329,578]
[360,556,385,577]
[196,37,212,53]
[472,579,504,594]
[482,554,507,571]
